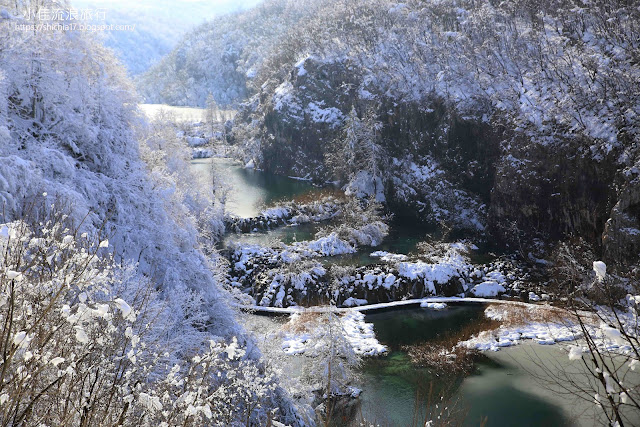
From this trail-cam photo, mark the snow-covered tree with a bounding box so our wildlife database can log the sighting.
[326,106,387,202]
[0,5,303,426]
[0,202,297,426]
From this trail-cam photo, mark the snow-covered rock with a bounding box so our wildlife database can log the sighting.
[471,281,506,297]
[420,301,447,310]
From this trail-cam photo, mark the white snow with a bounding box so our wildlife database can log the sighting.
[282,333,311,355]
[341,311,387,356]
[462,321,582,352]
[343,297,368,307]
[471,281,506,297]
[463,304,640,356]
[0,226,9,240]
[528,292,541,302]
[294,56,311,76]
[295,233,356,257]
[370,251,408,262]
[279,309,387,357]
[600,323,625,346]
[50,357,65,367]
[420,301,447,310]
[75,327,89,344]
[13,331,28,347]
[344,171,385,202]
[593,261,607,281]
[306,102,344,127]
[114,298,133,320]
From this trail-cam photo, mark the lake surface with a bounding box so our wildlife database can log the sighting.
[244,306,587,427]
[192,157,429,262]
[190,157,316,218]
[203,158,610,426]
[357,306,582,427]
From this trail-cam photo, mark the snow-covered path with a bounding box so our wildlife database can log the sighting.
[234,296,543,314]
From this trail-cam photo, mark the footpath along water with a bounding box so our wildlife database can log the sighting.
[193,157,604,426]
[357,306,583,427]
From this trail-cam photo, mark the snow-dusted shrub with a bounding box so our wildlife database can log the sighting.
[144,338,280,426]
[315,198,389,248]
[0,205,291,426]
[0,213,158,426]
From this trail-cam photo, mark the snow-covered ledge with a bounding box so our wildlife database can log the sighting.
[233,296,541,314]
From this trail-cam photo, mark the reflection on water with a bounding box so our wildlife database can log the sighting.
[356,306,573,427]
[461,358,570,427]
[190,157,316,218]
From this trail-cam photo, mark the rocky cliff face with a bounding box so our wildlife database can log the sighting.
[490,137,619,247]
[235,56,636,263]
[237,57,491,232]
[603,179,640,264]
[248,57,360,178]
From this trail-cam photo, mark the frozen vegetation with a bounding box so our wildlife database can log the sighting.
[281,311,387,357]
[225,197,342,233]
[228,231,540,308]
[3,0,640,424]
[0,5,302,425]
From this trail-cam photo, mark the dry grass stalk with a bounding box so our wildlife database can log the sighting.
[404,316,501,374]
[486,303,586,327]
[281,311,326,334]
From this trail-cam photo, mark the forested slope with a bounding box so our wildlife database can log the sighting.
[0,4,301,425]
[136,0,323,107]
[229,0,640,265]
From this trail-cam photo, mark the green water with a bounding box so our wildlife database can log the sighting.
[461,358,571,427]
[356,306,573,427]
[223,221,319,248]
[197,158,592,427]
[224,216,429,265]
[364,305,485,350]
[193,158,428,261]
[322,220,430,267]
[190,157,316,218]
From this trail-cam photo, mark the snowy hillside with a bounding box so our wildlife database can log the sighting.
[230,0,640,257]
[0,3,302,425]
[0,10,238,334]
[135,0,324,107]
[72,0,264,75]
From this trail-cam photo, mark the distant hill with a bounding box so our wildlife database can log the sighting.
[72,0,263,76]
[135,0,322,107]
